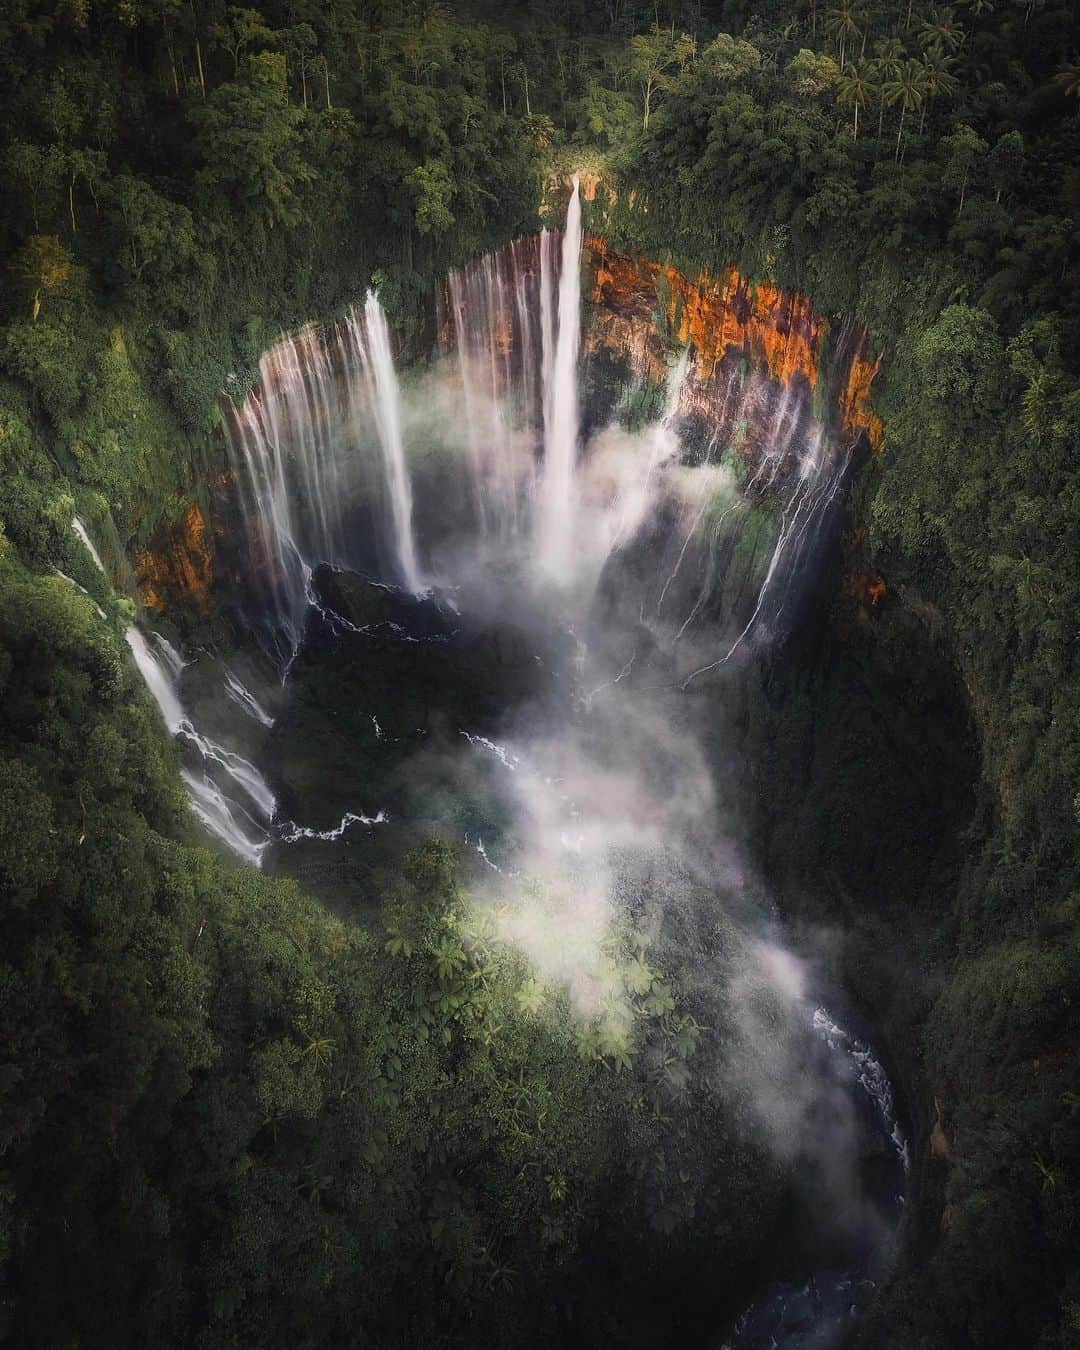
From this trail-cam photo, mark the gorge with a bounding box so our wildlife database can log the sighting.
[73,181,910,1346]
[1,4,1077,1349]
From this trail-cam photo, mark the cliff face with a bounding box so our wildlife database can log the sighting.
[132,240,884,622]
[586,237,884,451]
[133,501,215,615]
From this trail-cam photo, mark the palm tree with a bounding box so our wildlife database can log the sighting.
[918,5,966,55]
[824,1,862,68]
[871,37,906,136]
[885,58,927,159]
[919,52,959,130]
[838,64,873,137]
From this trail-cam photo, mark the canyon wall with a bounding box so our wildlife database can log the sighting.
[132,240,885,620]
[586,237,884,451]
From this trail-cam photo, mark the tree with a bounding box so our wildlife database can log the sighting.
[987,129,1024,202]
[918,5,966,55]
[884,58,927,160]
[823,2,866,68]
[64,147,108,235]
[8,236,74,320]
[837,64,873,137]
[407,159,454,235]
[211,6,275,76]
[870,37,906,136]
[630,26,695,130]
[281,23,317,107]
[787,47,841,97]
[699,33,760,82]
[919,52,959,130]
[941,123,988,215]
[191,56,315,232]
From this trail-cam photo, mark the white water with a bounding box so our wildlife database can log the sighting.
[224,669,275,727]
[124,627,186,732]
[153,632,189,681]
[813,1006,910,1177]
[536,176,583,583]
[53,567,107,619]
[226,295,426,664]
[276,809,387,843]
[71,516,277,866]
[72,517,106,573]
[357,291,422,592]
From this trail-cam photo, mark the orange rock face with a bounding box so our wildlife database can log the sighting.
[846,570,888,615]
[134,502,214,615]
[586,237,883,449]
[839,340,886,451]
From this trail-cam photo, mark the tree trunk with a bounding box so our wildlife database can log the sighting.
[895,104,905,160]
[854,100,859,139]
[69,175,77,235]
[325,64,331,108]
[195,35,206,97]
[167,36,179,97]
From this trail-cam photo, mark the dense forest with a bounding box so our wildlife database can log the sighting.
[0,0,1078,1346]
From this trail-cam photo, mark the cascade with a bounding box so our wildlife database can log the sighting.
[73,517,274,866]
[72,516,106,573]
[443,236,540,537]
[354,291,422,592]
[226,294,425,665]
[220,203,864,684]
[536,176,583,582]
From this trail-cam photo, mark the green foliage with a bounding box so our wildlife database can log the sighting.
[0,0,1077,1345]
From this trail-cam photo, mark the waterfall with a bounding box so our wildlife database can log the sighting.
[220,203,858,679]
[72,517,274,866]
[124,627,186,732]
[72,516,106,573]
[124,627,274,865]
[225,669,275,727]
[226,296,426,664]
[537,177,583,583]
[443,238,539,537]
[355,291,422,592]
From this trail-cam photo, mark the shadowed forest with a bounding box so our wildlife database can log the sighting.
[0,0,1078,1346]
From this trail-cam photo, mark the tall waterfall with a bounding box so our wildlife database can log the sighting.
[354,291,422,592]
[224,193,857,677]
[537,176,583,582]
[225,291,424,665]
[72,518,275,866]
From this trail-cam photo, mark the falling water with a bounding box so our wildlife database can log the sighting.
[225,669,275,727]
[223,201,862,683]
[225,297,425,664]
[72,516,106,573]
[537,176,583,583]
[124,627,186,732]
[72,517,274,866]
[356,291,422,592]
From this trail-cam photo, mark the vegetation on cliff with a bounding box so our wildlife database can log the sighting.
[1,0,1078,1347]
